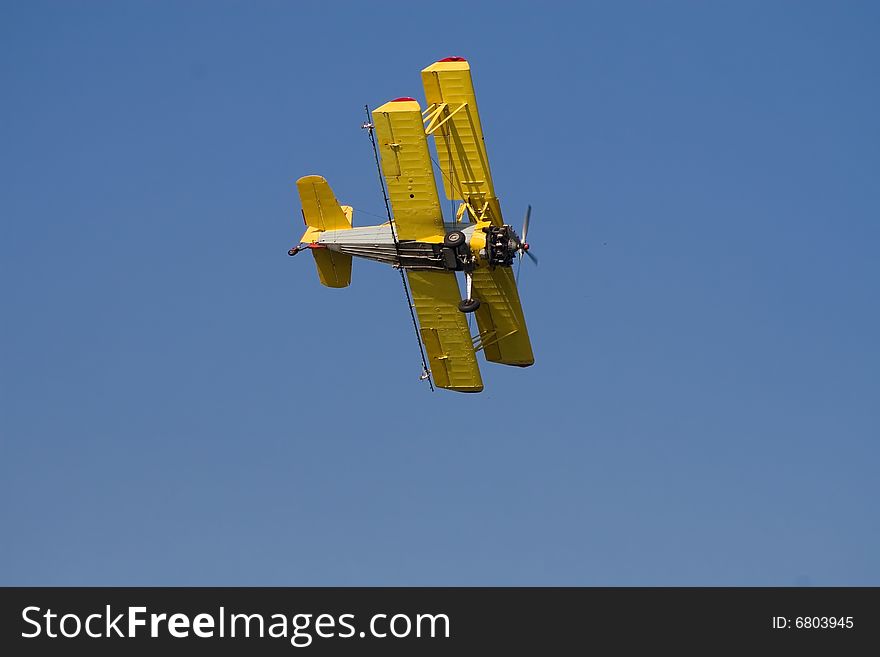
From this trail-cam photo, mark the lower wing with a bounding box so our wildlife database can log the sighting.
[406,270,483,392]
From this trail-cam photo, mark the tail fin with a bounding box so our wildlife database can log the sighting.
[296,175,353,288]
[297,175,352,233]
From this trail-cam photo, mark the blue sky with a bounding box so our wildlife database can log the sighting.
[1,1,877,585]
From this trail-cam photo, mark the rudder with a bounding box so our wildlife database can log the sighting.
[297,175,352,232]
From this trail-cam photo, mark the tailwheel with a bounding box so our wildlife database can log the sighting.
[458,298,481,313]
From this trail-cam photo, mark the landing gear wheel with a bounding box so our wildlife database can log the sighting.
[458,298,481,313]
[444,230,465,248]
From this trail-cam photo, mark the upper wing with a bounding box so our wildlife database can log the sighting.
[421,58,503,225]
[371,99,444,242]
[406,270,483,392]
[472,266,534,366]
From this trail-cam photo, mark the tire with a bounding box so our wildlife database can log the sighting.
[458,298,481,313]
[444,231,465,248]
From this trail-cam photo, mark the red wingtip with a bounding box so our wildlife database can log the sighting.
[391,96,417,102]
[439,56,467,62]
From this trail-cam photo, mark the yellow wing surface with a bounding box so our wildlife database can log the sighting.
[407,270,483,392]
[371,99,444,242]
[421,58,504,226]
[421,58,533,366]
[472,265,534,367]
[369,60,532,389]
[372,98,482,390]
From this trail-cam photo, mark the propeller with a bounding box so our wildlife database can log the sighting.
[516,205,537,282]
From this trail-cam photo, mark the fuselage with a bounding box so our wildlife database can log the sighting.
[311,221,520,273]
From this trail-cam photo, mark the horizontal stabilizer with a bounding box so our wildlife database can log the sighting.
[311,249,351,288]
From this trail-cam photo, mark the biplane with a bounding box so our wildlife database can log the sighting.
[289,57,535,393]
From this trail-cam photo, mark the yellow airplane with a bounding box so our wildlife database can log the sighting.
[289,57,534,393]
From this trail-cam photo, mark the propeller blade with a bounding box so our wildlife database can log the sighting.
[526,250,538,265]
[516,251,523,283]
[521,205,531,244]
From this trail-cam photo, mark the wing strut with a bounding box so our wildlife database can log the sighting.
[362,105,434,391]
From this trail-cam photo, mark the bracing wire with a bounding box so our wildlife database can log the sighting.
[364,105,434,392]
[350,206,392,222]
